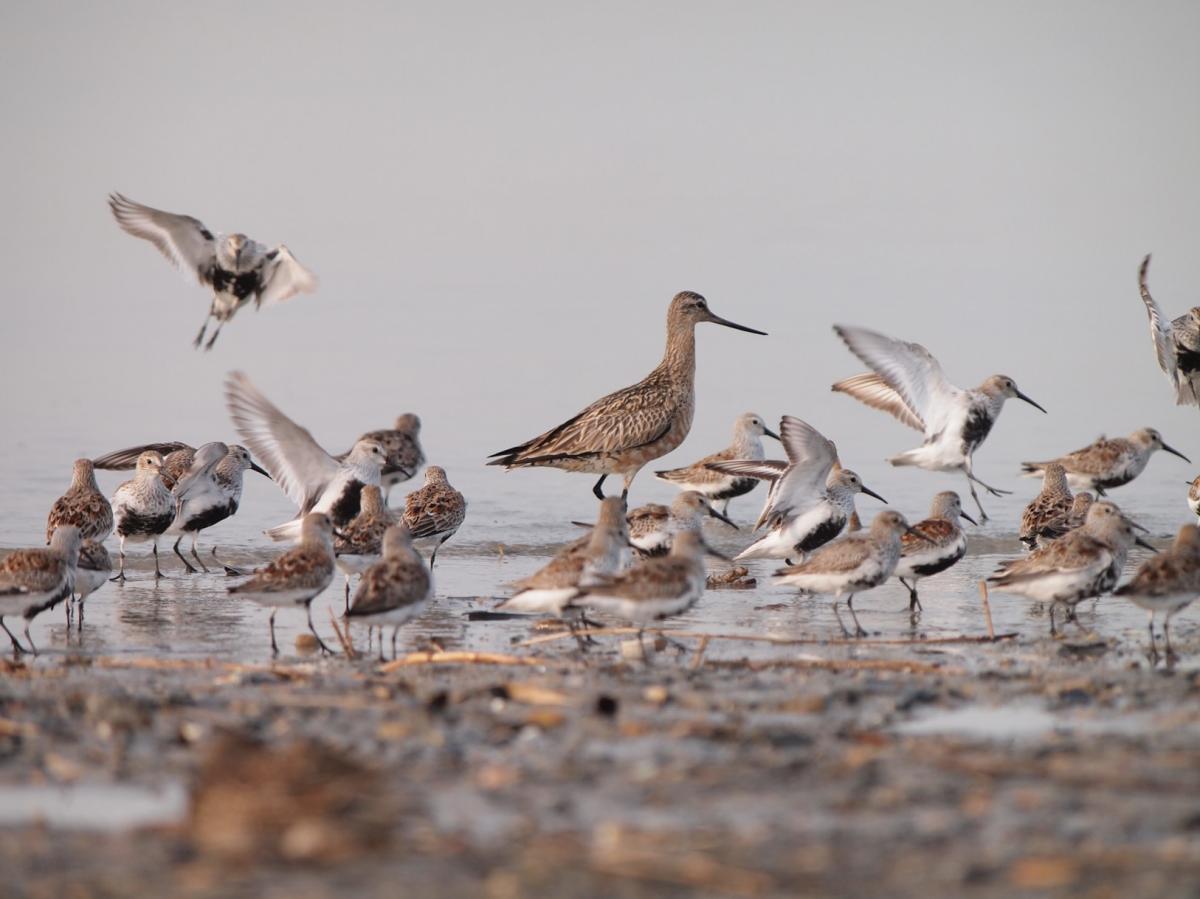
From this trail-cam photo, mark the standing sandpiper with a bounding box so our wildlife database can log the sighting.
[655,413,779,515]
[1020,428,1189,494]
[402,467,466,568]
[110,451,176,581]
[1114,524,1200,664]
[894,492,976,612]
[1019,463,1074,549]
[45,459,113,545]
[345,524,433,661]
[488,292,766,499]
[0,526,82,654]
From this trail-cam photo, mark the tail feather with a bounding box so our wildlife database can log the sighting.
[265,518,302,543]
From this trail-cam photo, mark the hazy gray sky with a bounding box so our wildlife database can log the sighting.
[2,1,1198,506]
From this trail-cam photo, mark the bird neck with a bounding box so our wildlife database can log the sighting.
[662,321,696,376]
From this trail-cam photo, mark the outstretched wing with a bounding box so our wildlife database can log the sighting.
[831,373,924,432]
[833,325,964,436]
[225,371,338,512]
[94,441,193,470]
[256,245,318,309]
[108,193,217,285]
[759,416,837,529]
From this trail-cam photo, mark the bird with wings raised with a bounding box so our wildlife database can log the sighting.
[1137,254,1200,407]
[109,193,317,350]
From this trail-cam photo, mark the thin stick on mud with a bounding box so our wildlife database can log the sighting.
[378,650,574,673]
[518,627,1016,649]
[328,610,357,660]
[978,579,996,640]
[690,635,711,671]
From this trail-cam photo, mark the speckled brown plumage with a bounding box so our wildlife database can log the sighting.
[45,460,113,544]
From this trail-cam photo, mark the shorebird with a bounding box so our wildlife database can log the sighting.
[94,441,195,489]
[401,467,466,567]
[605,491,735,558]
[831,324,1045,520]
[1020,428,1190,494]
[1019,463,1074,549]
[893,492,976,611]
[167,443,269,572]
[228,512,336,655]
[334,486,400,609]
[1114,524,1200,664]
[655,412,779,514]
[498,497,630,616]
[45,459,113,544]
[1137,255,1200,406]
[1188,476,1200,519]
[225,371,387,541]
[487,292,766,499]
[110,451,176,581]
[108,193,317,350]
[708,417,885,562]
[337,415,425,501]
[775,510,916,638]
[566,529,717,653]
[346,524,434,660]
[988,501,1148,635]
[0,526,81,654]
[71,540,112,629]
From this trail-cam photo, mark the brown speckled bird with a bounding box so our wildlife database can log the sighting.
[1114,523,1200,663]
[1019,463,1073,549]
[402,467,466,568]
[45,459,113,544]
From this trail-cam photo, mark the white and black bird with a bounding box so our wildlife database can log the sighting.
[109,192,317,350]
[708,417,885,563]
[1137,255,1200,407]
[111,451,176,581]
[831,324,1046,521]
[337,415,426,502]
[225,371,388,542]
[893,491,976,611]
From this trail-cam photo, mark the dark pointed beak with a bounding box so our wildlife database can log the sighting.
[708,506,738,530]
[1129,519,1150,534]
[960,511,979,526]
[1015,390,1047,414]
[570,520,594,530]
[704,311,767,336]
[860,485,888,503]
[1135,536,1158,553]
[763,427,781,442]
[250,462,271,478]
[1162,442,1191,463]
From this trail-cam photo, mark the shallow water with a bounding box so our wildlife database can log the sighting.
[1,432,1196,665]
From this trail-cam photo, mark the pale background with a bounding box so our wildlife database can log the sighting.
[1,1,1197,541]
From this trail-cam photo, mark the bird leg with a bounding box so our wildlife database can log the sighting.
[1,618,26,655]
[1164,612,1178,664]
[305,603,334,655]
[831,601,852,638]
[152,542,165,580]
[898,578,922,612]
[173,536,198,574]
[189,536,210,573]
[967,469,1013,497]
[193,310,214,349]
[110,538,127,582]
[430,535,450,569]
[210,548,243,576]
[203,319,225,352]
[592,475,608,500]
[269,610,279,656]
[845,595,868,638]
[391,626,400,661]
[1145,611,1159,665]
[344,576,351,615]
[23,619,38,656]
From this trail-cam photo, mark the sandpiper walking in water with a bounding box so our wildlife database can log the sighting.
[893,492,975,611]
[614,491,735,558]
[1137,255,1200,406]
[488,292,766,499]
[0,526,82,654]
[46,459,113,545]
[334,485,400,610]
[1114,524,1200,664]
[1019,463,1074,549]
[338,415,425,502]
[988,502,1147,636]
[111,452,176,581]
[831,325,1045,520]
[775,510,916,638]
[71,540,112,629]
[94,441,195,489]
[655,413,779,515]
[498,497,631,617]
[346,524,434,660]
[225,371,387,541]
[228,512,337,655]
[1020,428,1189,494]
[402,467,466,567]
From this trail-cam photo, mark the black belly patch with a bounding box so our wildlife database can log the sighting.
[183,501,237,533]
[1177,347,1200,374]
[233,271,260,300]
[961,406,994,454]
[1097,473,1135,490]
[117,510,174,537]
[911,546,966,577]
[710,478,757,502]
[330,481,365,526]
[797,516,845,553]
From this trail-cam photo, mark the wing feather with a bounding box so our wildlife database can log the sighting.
[108,193,217,284]
[256,245,318,309]
[831,373,924,431]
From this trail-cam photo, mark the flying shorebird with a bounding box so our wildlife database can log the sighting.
[335,415,425,502]
[110,451,176,581]
[775,510,917,638]
[225,371,387,542]
[708,417,885,562]
[1019,463,1074,549]
[108,193,317,350]
[893,491,976,611]
[45,459,113,544]
[487,292,766,499]
[831,324,1046,521]
[0,526,82,655]
[655,412,780,515]
[1020,428,1189,494]
[1114,523,1200,664]
[1137,254,1200,406]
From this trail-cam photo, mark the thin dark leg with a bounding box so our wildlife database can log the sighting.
[1049,603,1059,637]
[846,595,867,637]
[831,600,851,638]
[23,619,37,656]
[1164,612,1177,662]
[898,578,922,612]
[430,535,449,569]
[174,536,198,574]
[636,628,653,665]
[305,603,333,654]
[189,537,210,573]
[269,610,279,655]
[592,475,608,500]
[111,539,127,582]
[153,542,165,580]
[344,577,351,614]
[1,618,26,655]
[203,319,225,351]
[194,311,213,349]
[964,475,990,523]
[391,626,399,660]
[1146,611,1159,664]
